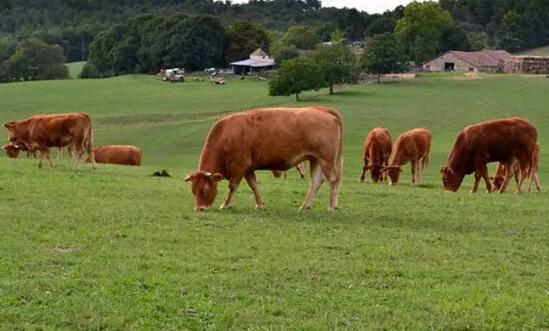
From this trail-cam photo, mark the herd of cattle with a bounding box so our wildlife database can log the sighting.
[2,108,542,211]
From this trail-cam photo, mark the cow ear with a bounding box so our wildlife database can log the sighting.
[440,166,448,174]
[4,122,16,131]
[210,173,224,182]
[184,174,194,182]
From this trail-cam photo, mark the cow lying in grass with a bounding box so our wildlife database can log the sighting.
[87,145,143,166]
[185,107,343,212]
[441,118,537,193]
[381,128,432,185]
[360,127,392,183]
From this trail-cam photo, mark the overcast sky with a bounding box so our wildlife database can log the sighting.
[225,0,415,13]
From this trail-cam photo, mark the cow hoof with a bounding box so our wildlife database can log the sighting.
[298,206,311,212]
[255,204,264,210]
[220,204,233,210]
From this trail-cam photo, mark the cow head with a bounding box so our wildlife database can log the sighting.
[490,175,505,192]
[381,165,403,185]
[363,165,384,183]
[2,143,21,158]
[440,165,464,192]
[184,171,224,211]
[4,121,26,147]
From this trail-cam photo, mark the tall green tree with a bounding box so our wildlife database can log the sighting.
[282,26,320,50]
[5,38,68,81]
[362,33,408,82]
[312,44,358,94]
[395,2,461,64]
[269,58,325,101]
[227,21,270,62]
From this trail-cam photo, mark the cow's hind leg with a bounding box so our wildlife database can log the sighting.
[245,172,264,210]
[300,160,323,211]
[319,159,339,212]
[221,176,243,209]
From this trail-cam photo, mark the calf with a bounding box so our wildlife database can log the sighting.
[4,113,96,169]
[491,144,541,193]
[360,127,392,183]
[381,128,432,185]
[441,118,537,193]
[185,107,343,211]
[89,145,142,166]
[272,162,306,179]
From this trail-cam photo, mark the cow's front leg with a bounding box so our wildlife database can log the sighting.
[220,177,242,209]
[245,172,264,210]
[410,161,417,184]
[498,163,514,193]
[471,173,481,193]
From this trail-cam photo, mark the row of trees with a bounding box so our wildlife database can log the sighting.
[269,33,408,101]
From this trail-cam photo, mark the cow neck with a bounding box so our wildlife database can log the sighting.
[198,142,224,175]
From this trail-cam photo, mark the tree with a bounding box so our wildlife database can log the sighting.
[227,21,270,62]
[395,2,459,64]
[270,40,299,64]
[496,11,526,52]
[362,33,408,82]
[282,26,320,50]
[269,58,325,101]
[312,44,358,94]
[5,38,68,81]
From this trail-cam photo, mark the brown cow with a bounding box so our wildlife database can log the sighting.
[441,118,537,193]
[185,107,343,211]
[3,142,69,160]
[491,143,541,193]
[2,143,21,158]
[272,162,306,179]
[4,113,96,169]
[360,127,392,183]
[89,145,143,166]
[381,128,432,185]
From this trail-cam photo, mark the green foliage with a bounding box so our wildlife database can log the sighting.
[269,58,325,101]
[396,2,463,64]
[227,21,270,62]
[362,33,408,80]
[79,62,99,79]
[467,31,490,51]
[270,40,300,65]
[282,26,320,50]
[1,38,68,82]
[312,44,359,94]
[85,14,227,77]
[495,11,526,53]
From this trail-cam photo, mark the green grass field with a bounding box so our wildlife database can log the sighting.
[1,73,549,330]
[66,61,87,79]
[519,45,549,56]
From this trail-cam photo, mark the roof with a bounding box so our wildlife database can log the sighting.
[250,48,269,58]
[429,50,513,67]
[230,59,276,67]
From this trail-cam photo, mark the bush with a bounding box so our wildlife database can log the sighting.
[79,62,100,78]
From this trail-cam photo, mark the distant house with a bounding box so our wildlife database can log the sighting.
[424,50,513,73]
[230,48,276,75]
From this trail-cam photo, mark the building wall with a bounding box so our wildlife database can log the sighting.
[424,53,476,72]
[504,57,549,74]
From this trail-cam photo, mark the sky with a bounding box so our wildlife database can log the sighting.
[225,0,415,13]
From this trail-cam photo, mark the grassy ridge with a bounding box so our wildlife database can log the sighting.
[1,73,549,329]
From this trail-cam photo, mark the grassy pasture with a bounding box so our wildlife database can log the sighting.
[1,73,549,330]
[519,45,549,56]
[66,62,87,79]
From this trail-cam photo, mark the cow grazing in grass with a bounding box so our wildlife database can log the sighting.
[185,107,343,211]
[4,113,96,169]
[360,127,392,183]
[381,128,431,185]
[3,142,70,160]
[3,143,21,158]
[89,145,143,166]
[272,162,306,179]
[491,144,541,193]
[441,118,537,193]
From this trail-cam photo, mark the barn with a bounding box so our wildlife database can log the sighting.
[424,50,513,73]
[230,48,276,75]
